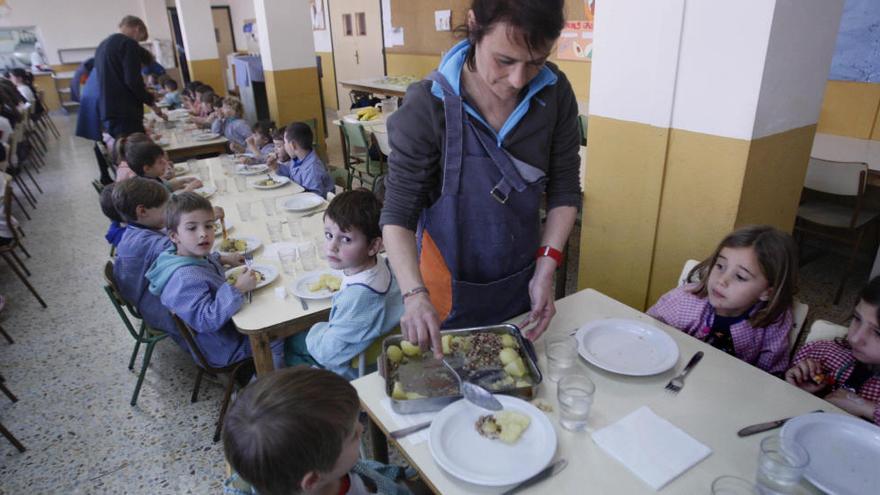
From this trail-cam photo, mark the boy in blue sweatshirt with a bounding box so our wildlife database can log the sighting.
[268,122,334,198]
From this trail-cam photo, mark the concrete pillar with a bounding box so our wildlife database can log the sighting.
[175,0,225,94]
[140,0,172,41]
[579,0,845,310]
[253,0,326,157]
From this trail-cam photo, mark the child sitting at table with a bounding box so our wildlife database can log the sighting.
[188,84,214,117]
[648,225,798,376]
[160,79,181,109]
[99,183,126,248]
[786,277,880,425]
[286,190,403,379]
[113,133,152,182]
[271,126,290,163]
[126,139,202,192]
[212,97,251,152]
[223,367,413,495]
[241,120,275,163]
[268,122,334,198]
[145,192,284,368]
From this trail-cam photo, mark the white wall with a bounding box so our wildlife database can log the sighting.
[0,0,144,65]
[211,0,254,51]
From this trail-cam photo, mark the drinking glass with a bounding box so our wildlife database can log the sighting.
[313,235,327,260]
[299,241,320,271]
[712,476,759,495]
[755,435,809,495]
[557,373,595,432]
[186,159,198,175]
[286,215,304,240]
[278,246,300,276]
[236,201,253,222]
[266,219,283,242]
[545,335,577,382]
[262,197,277,216]
[233,175,248,193]
[214,178,227,195]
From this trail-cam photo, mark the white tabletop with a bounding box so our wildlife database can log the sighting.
[179,157,333,332]
[811,132,880,171]
[338,77,410,96]
[352,289,837,494]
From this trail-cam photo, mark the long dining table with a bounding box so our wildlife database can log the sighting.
[181,156,335,374]
[146,112,229,161]
[352,288,839,494]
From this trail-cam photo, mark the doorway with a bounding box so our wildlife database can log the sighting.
[328,0,386,110]
[167,6,237,91]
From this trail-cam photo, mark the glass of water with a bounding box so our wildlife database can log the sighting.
[266,219,283,242]
[278,246,300,276]
[286,215,304,240]
[233,175,248,193]
[545,335,577,382]
[712,476,758,494]
[299,241,320,271]
[214,178,227,195]
[557,373,595,432]
[262,197,277,216]
[236,201,253,222]
[755,435,809,495]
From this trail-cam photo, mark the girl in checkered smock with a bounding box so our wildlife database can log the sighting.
[648,226,798,376]
[786,277,880,425]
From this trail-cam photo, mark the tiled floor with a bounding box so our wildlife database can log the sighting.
[0,114,869,493]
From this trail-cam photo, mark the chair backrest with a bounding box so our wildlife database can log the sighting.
[2,174,12,231]
[102,260,146,340]
[172,313,229,373]
[342,121,370,149]
[577,114,588,146]
[803,157,867,197]
[788,298,809,356]
[804,319,848,345]
[678,259,700,286]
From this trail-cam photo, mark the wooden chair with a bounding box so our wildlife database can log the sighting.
[0,373,24,452]
[341,121,384,190]
[0,294,12,344]
[795,158,880,304]
[0,176,45,308]
[172,315,255,442]
[102,261,169,406]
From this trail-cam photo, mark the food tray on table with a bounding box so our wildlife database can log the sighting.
[380,324,541,414]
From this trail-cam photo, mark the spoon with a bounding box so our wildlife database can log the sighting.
[442,358,503,411]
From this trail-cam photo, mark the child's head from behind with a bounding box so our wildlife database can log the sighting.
[125,139,168,178]
[99,183,122,223]
[112,177,170,228]
[323,190,382,273]
[284,122,314,156]
[114,132,151,166]
[165,192,215,257]
[163,78,178,92]
[690,225,797,326]
[849,277,880,365]
[222,97,244,119]
[252,120,275,147]
[223,367,362,495]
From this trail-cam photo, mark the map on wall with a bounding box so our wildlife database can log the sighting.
[557,0,595,62]
[829,0,880,82]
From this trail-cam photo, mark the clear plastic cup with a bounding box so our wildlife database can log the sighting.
[266,219,283,242]
[278,246,300,276]
[214,178,227,194]
[712,476,759,495]
[286,215,304,240]
[557,373,595,432]
[299,241,320,271]
[236,201,253,222]
[233,175,248,193]
[262,197,277,216]
[545,335,577,382]
[755,435,809,495]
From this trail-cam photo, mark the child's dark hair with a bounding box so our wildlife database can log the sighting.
[184,80,203,98]
[114,132,152,165]
[195,84,214,96]
[252,120,275,142]
[111,177,170,223]
[325,189,382,241]
[165,192,214,233]
[99,183,122,223]
[223,367,360,495]
[271,125,286,141]
[284,122,313,151]
[223,96,244,118]
[199,90,215,104]
[859,277,880,322]
[163,79,178,91]
[456,0,564,72]
[688,225,798,328]
[125,139,165,176]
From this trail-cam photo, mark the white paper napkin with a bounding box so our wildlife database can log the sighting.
[379,398,438,446]
[591,406,712,490]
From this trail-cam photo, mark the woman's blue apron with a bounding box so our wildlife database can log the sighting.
[419,71,547,329]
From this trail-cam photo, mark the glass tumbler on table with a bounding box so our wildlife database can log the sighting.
[233,175,248,193]
[278,246,300,276]
[286,215,304,240]
[557,373,595,432]
[236,201,254,222]
[712,476,758,495]
[545,335,577,382]
[299,241,320,271]
[262,197,277,216]
[266,219,284,242]
[214,178,227,195]
[755,435,809,495]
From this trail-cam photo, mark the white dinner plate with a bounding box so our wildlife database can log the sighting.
[575,318,679,376]
[249,175,291,190]
[224,264,278,290]
[194,132,221,141]
[235,163,269,175]
[280,193,325,212]
[289,270,343,300]
[193,184,217,199]
[213,235,262,256]
[428,395,557,487]
[781,413,880,495]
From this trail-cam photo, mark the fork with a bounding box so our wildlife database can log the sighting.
[665,351,704,394]
[243,253,254,303]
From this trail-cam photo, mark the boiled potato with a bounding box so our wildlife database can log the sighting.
[515,379,531,388]
[499,348,519,365]
[495,410,531,444]
[500,334,518,348]
[391,381,407,400]
[386,345,403,364]
[405,392,426,400]
[504,357,527,378]
[400,340,421,357]
[441,334,452,355]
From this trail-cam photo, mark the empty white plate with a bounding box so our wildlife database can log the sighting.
[281,193,325,212]
[575,318,679,376]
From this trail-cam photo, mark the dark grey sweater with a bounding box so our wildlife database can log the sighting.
[380,62,583,231]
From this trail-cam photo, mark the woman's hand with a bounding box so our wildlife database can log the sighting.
[824,389,875,419]
[784,359,828,394]
[401,292,443,359]
[520,257,557,341]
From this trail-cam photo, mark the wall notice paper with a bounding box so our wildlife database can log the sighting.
[382,0,404,48]
[558,0,595,62]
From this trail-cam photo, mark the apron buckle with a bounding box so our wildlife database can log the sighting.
[489,185,508,204]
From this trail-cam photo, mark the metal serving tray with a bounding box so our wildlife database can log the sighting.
[379,324,542,414]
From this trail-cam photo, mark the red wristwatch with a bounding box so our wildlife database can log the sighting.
[535,245,563,267]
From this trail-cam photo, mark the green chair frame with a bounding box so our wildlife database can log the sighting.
[102,261,168,406]
[341,121,385,190]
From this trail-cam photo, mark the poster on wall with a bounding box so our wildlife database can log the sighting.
[557,0,595,62]
[310,0,326,31]
[829,0,880,83]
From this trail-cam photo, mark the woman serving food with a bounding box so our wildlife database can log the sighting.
[381,0,581,357]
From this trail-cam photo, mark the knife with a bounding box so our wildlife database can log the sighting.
[737,410,823,437]
[500,459,568,495]
[389,420,432,439]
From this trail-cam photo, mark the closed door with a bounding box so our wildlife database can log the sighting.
[329,0,385,109]
[211,6,236,92]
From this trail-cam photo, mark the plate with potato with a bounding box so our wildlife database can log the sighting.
[289,270,344,300]
[428,395,556,486]
[213,236,261,255]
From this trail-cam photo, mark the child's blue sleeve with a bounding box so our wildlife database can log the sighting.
[276,160,292,179]
[305,289,386,375]
[160,266,243,334]
[211,118,223,135]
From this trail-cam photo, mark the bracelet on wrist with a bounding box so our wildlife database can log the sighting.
[402,286,429,301]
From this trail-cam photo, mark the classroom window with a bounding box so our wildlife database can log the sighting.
[355,12,367,36]
[342,14,353,36]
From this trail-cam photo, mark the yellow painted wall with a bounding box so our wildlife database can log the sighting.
[553,60,591,102]
[264,67,326,159]
[317,52,338,111]
[386,53,440,79]
[188,58,226,96]
[816,80,880,140]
